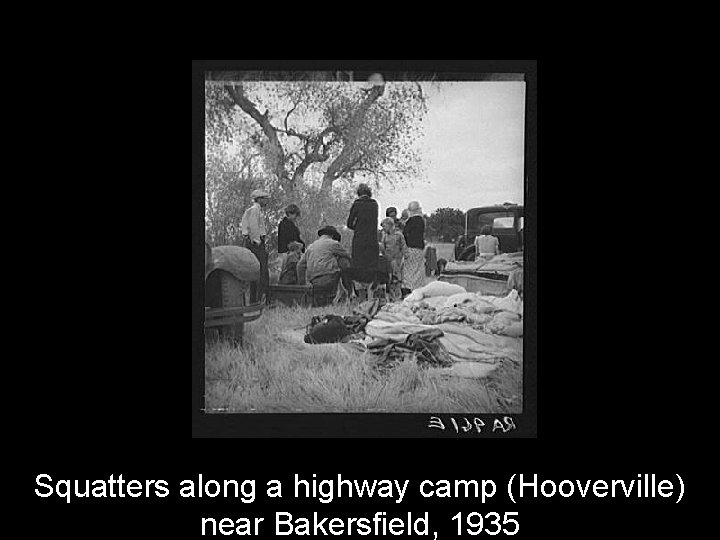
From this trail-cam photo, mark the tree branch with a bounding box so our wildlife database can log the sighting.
[355,167,410,177]
[225,83,291,192]
[275,127,310,141]
[321,84,385,192]
[284,103,298,132]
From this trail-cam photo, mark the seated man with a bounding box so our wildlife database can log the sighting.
[297,226,352,306]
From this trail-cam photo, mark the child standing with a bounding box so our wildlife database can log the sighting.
[380,217,408,285]
[279,241,303,285]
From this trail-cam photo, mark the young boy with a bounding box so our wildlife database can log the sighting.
[380,217,407,294]
[279,241,303,285]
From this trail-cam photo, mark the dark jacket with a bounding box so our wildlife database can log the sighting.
[277,217,305,254]
[403,215,425,249]
[347,195,379,271]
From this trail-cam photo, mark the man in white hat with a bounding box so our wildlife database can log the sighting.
[241,189,271,303]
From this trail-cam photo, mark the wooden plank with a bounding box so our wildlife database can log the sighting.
[205,317,246,328]
[205,311,262,324]
[205,304,263,317]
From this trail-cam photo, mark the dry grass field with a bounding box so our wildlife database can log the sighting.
[205,301,522,414]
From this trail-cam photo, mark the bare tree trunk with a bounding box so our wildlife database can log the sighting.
[321,84,384,192]
[291,161,311,190]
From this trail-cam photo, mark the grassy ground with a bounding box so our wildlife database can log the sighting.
[205,301,523,414]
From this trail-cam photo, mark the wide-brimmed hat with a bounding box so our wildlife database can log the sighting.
[250,189,270,200]
[318,225,341,241]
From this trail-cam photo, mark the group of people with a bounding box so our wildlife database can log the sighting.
[239,184,430,305]
[378,200,428,292]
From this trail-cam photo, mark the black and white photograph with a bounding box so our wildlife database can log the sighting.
[197,62,535,431]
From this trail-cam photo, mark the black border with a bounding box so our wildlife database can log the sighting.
[192,60,537,437]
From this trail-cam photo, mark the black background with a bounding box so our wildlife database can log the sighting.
[18,59,703,538]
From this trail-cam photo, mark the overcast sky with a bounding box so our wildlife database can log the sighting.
[373,81,526,217]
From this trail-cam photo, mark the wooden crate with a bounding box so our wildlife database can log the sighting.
[268,284,313,307]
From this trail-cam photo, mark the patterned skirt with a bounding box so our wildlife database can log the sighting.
[404,248,426,291]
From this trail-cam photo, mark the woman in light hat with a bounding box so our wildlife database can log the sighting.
[241,188,271,303]
[402,201,426,292]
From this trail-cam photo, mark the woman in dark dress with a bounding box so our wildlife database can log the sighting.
[346,183,379,283]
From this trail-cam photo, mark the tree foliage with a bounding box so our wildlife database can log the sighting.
[426,207,465,243]
[205,72,432,250]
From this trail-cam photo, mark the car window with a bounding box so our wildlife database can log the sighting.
[518,217,524,231]
[476,212,514,230]
[493,216,515,229]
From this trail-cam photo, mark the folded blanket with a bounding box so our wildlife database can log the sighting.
[365,320,521,367]
[445,261,483,273]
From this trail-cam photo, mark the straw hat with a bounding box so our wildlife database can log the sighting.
[250,189,270,200]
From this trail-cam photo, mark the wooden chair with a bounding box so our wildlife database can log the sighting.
[350,280,390,302]
[332,279,352,305]
[351,280,375,302]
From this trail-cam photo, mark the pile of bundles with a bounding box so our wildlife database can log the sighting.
[378,281,523,338]
[367,327,452,373]
[443,252,523,274]
[476,252,524,272]
[303,281,523,379]
[304,300,381,345]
